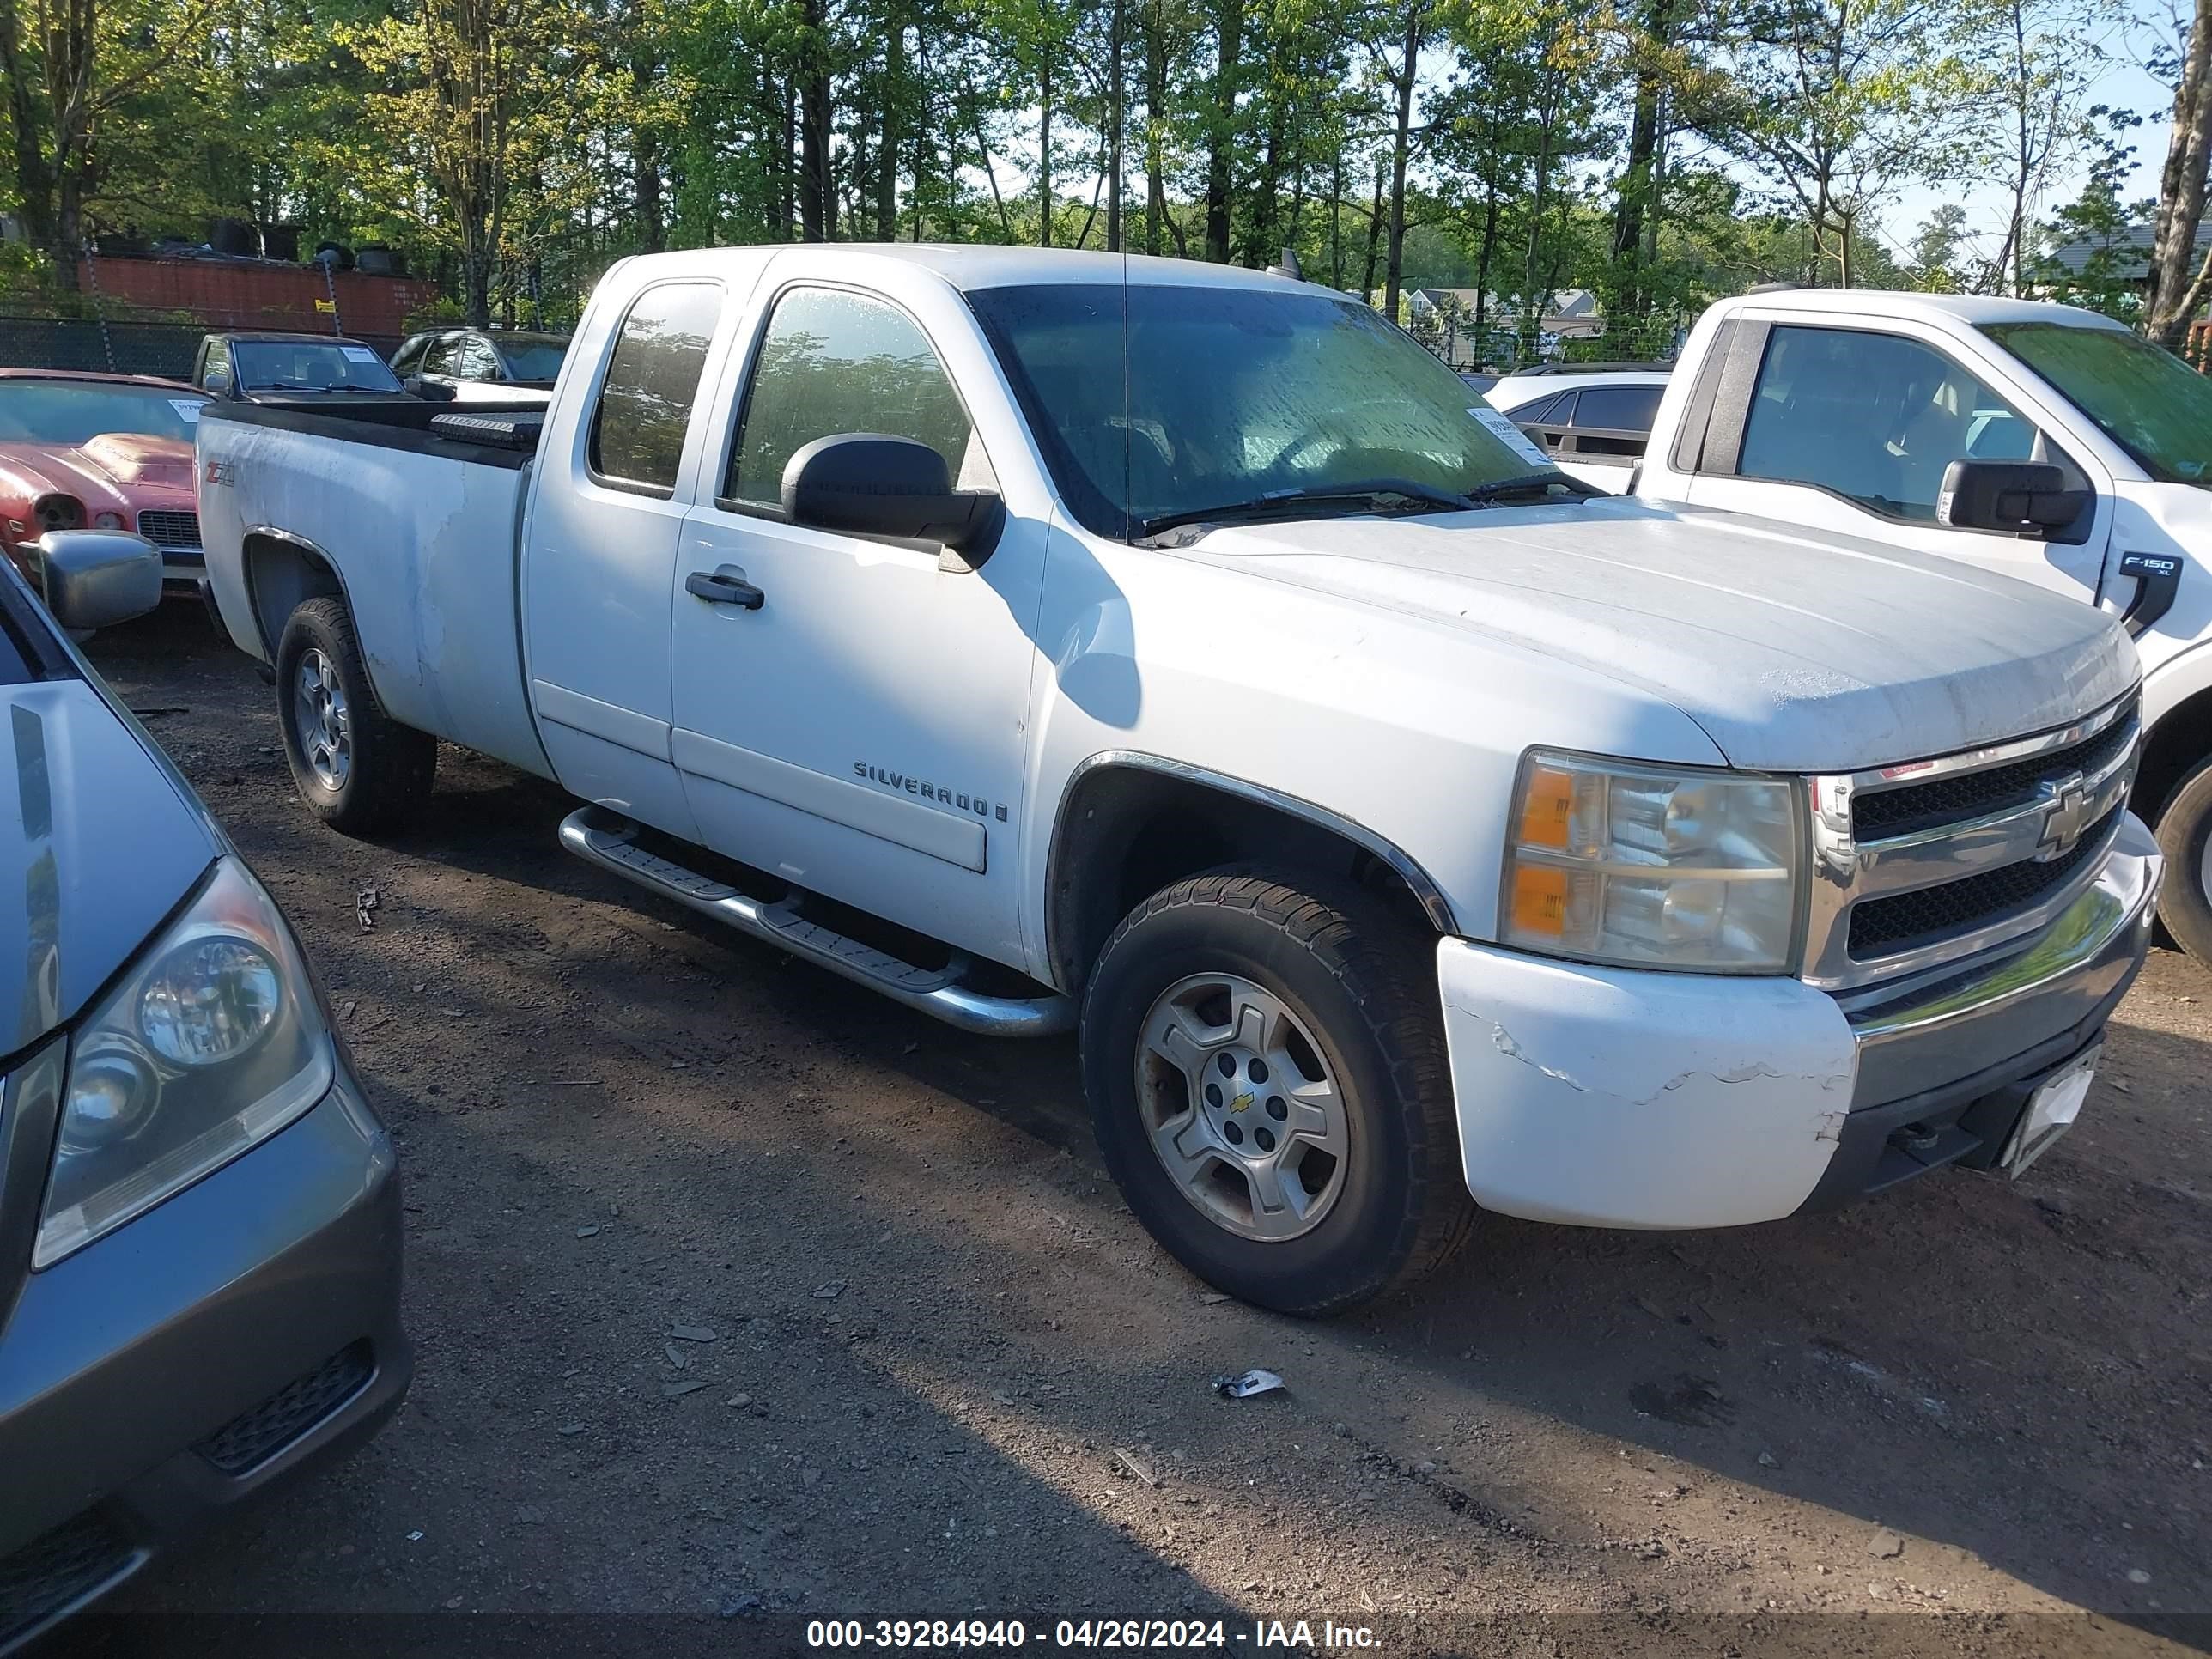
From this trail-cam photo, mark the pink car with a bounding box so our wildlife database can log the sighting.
[0,368,211,592]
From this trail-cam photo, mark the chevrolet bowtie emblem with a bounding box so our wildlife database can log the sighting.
[2037,773,2091,860]
[1229,1092,1255,1114]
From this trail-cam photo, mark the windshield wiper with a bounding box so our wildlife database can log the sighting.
[1462,471,1591,504]
[258,380,384,392]
[1135,480,1474,546]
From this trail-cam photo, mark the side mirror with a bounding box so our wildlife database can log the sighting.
[37,530,162,631]
[1938,459,2090,536]
[781,434,1002,558]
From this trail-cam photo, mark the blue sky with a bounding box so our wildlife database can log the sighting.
[1879,0,2180,265]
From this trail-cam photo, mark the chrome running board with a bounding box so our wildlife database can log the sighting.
[557,805,1074,1037]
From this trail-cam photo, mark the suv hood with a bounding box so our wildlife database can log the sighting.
[1181,498,2135,772]
[3,681,217,1056]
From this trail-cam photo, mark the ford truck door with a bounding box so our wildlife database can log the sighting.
[1679,317,2112,603]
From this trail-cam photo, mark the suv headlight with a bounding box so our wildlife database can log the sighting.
[35,857,332,1267]
[1502,750,1803,973]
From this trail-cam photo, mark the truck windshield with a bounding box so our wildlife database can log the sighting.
[965,283,1558,538]
[1982,321,2212,487]
[234,341,404,393]
[498,336,570,382]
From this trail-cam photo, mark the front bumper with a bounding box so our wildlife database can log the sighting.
[1437,813,2160,1228]
[0,1065,409,1650]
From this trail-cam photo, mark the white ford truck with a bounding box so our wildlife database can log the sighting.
[1634,288,2212,962]
[199,247,2159,1316]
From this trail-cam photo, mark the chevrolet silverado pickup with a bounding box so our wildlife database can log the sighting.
[199,247,2159,1315]
[1636,289,2212,962]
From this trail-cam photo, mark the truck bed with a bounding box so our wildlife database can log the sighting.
[197,400,552,777]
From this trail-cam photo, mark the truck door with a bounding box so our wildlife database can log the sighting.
[1681,320,2112,602]
[668,269,1044,970]
[521,276,732,842]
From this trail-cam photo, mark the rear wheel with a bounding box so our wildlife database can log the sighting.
[2154,757,2212,964]
[1080,870,1475,1316]
[276,597,435,836]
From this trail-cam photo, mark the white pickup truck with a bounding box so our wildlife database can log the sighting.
[199,246,2158,1315]
[1635,289,2212,961]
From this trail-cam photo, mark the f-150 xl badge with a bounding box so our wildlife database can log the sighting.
[855,762,1008,821]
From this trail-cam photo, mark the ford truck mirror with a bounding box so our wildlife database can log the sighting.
[1937,459,2090,537]
[781,433,1003,562]
[36,529,163,632]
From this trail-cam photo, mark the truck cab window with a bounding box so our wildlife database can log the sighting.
[589,282,724,494]
[726,287,979,509]
[1739,326,2040,522]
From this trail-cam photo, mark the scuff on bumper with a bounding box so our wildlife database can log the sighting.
[1435,815,2160,1231]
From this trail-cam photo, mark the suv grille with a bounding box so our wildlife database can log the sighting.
[1849,806,2116,957]
[193,1341,374,1474]
[0,1510,137,1644]
[136,508,200,548]
[1852,704,2137,838]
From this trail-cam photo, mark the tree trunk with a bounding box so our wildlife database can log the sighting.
[1359,153,1384,301]
[798,0,835,242]
[877,6,903,239]
[1607,0,1671,320]
[1204,0,1241,262]
[1038,54,1054,246]
[635,131,665,252]
[1329,150,1344,288]
[2151,0,2212,341]
[1380,1,1421,324]
[1144,0,1168,254]
[1106,0,1125,251]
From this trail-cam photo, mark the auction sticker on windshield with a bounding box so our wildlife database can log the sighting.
[170,400,202,423]
[340,346,380,363]
[1471,405,1551,470]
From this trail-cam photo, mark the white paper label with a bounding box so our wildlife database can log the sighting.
[339,345,380,363]
[1471,405,1553,470]
[169,399,202,423]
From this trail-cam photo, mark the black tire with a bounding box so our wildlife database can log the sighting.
[275,597,436,836]
[2154,757,2212,963]
[1080,869,1476,1316]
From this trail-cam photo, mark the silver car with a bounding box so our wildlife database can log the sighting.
[0,532,407,1650]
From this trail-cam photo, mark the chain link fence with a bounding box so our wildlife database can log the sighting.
[1404,312,1687,374]
[0,313,404,380]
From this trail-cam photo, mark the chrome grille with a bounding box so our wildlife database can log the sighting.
[1803,696,2140,991]
[136,508,200,548]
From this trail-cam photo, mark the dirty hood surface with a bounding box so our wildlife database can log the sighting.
[2,680,216,1056]
[1182,497,2135,772]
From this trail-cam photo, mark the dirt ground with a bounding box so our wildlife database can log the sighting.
[69,605,2212,1658]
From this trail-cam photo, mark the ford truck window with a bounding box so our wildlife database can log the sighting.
[1741,326,2040,521]
[965,283,1554,538]
[1984,320,2212,486]
[588,282,724,495]
[726,287,975,508]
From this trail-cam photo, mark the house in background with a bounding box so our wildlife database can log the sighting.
[1399,287,1607,368]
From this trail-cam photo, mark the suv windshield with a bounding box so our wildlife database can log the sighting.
[233,341,404,393]
[1982,320,2212,486]
[0,380,204,444]
[966,283,1557,538]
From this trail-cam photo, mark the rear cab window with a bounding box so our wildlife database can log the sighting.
[588,283,726,495]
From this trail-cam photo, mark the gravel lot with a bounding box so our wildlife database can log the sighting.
[75,606,2212,1658]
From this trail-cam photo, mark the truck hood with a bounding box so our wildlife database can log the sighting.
[1179,497,2136,772]
[2,680,218,1056]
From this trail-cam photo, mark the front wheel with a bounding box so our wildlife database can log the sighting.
[276,597,436,837]
[1079,870,1475,1316]
[2154,757,2212,964]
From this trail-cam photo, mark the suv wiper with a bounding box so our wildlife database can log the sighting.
[1135,481,1474,546]
[1462,471,1591,504]
[258,380,384,393]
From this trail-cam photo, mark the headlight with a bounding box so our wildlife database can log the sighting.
[1501,750,1802,973]
[35,858,332,1267]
